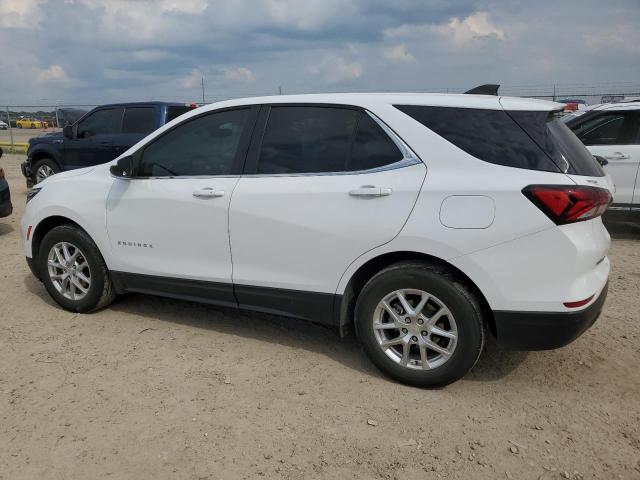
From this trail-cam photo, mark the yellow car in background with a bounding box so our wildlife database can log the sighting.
[16,118,48,129]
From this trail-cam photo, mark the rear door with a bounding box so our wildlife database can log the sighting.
[115,106,160,156]
[569,109,640,205]
[229,105,426,323]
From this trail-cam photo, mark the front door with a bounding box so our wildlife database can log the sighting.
[229,105,426,323]
[65,107,124,169]
[105,107,257,303]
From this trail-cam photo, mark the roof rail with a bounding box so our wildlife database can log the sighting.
[464,84,500,95]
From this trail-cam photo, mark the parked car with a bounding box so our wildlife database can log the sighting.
[0,148,12,218]
[0,120,8,130]
[21,102,196,187]
[16,118,47,129]
[21,93,613,387]
[565,101,640,220]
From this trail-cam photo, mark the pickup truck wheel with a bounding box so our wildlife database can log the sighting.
[38,225,116,313]
[355,262,484,388]
[33,158,60,184]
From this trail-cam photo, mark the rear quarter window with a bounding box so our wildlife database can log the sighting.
[396,105,604,177]
[395,105,561,173]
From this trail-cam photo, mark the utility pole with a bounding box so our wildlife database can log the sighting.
[6,106,14,151]
[278,85,282,95]
[553,84,556,102]
[201,76,205,105]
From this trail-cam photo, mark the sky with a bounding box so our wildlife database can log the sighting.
[0,0,639,106]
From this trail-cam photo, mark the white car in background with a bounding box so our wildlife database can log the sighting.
[0,120,8,130]
[21,92,613,387]
[565,101,640,217]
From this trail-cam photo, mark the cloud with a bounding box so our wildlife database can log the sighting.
[436,11,505,45]
[383,44,415,62]
[308,55,363,84]
[36,65,74,86]
[180,69,203,89]
[223,67,255,83]
[0,1,638,105]
[0,0,44,28]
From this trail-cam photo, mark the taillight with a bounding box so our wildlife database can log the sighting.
[522,185,612,225]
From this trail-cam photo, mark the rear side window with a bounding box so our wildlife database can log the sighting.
[122,107,157,134]
[349,114,402,171]
[395,105,560,173]
[257,107,403,174]
[258,107,358,174]
[77,108,123,137]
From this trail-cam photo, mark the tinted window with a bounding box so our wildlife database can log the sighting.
[258,107,359,174]
[138,109,250,177]
[78,108,123,137]
[396,105,561,173]
[569,112,638,146]
[122,107,156,134]
[509,111,604,177]
[348,114,402,171]
[167,105,193,123]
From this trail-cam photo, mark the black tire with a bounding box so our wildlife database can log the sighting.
[38,225,116,313]
[32,158,60,184]
[355,261,484,387]
[17,124,22,129]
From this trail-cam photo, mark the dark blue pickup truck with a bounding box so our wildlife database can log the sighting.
[21,102,195,186]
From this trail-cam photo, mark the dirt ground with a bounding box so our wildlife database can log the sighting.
[0,151,639,480]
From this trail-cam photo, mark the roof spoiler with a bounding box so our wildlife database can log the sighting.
[464,84,500,95]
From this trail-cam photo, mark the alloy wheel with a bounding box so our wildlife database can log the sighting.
[47,242,92,301]
[36,164,55,183]
[373,289,458,370]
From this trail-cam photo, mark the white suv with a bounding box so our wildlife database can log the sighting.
[565,102,640,218]
[21,93,613,387]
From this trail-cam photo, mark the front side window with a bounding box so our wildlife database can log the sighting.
[137,108,250,177]
[257,106,403,174]
[571,112,632,145]
[77,108,123,138]
[122,107,157,134]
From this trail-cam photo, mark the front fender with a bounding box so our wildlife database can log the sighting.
[28,144,64,168]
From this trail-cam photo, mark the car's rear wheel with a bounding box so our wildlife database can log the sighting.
[355,262,484,387]
[33,158,59,184]
[38,225,115,312]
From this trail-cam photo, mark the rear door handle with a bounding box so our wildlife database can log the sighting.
[193,187,225,199]
[604,152,631,161]
[348,185,393,197]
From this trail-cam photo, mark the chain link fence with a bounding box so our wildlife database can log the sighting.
[2,82,639,154]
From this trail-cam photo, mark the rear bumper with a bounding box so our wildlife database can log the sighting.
[492,281,608,350]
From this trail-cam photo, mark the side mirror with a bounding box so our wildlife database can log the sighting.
[63,125,74,139]
[110,155,134,179]
[594,155,608,167]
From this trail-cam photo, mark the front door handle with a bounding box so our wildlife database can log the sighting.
[193,187,225,199]
[349,185,393,198]
[604,152,631,161]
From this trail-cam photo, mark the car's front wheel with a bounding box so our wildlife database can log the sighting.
[32,158,60,184]
[355,262,484,387]
[38,225,115,312]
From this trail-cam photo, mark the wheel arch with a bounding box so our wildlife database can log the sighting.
[30,149,61,169]
[30,216,87,277]
[336,251,495,338]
